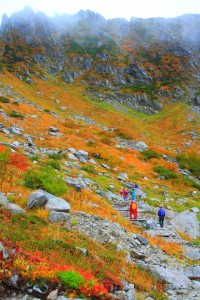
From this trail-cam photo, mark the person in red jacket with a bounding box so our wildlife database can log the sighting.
[122,188,128,203]
[129,200,138,220]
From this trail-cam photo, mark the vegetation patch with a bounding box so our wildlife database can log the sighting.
[141,149,160,160]
[8,111,25,118]
[177,153,200,178]
[0,96,10,103]
[80,165,95,173]
[154,165,178,179]
[58,270,84,289]
[183,176,200,190]
[24,166,67,196]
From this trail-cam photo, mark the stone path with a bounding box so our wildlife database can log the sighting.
[112,201,186,244]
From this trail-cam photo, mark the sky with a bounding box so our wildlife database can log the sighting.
[1,0,200,22]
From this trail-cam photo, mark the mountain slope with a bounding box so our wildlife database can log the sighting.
[0,8,199,300]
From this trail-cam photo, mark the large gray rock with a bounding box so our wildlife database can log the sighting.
[28,190,70,212]
[0,193,9,206]
[171,210,199,239]
[135,234,149,245]
[134,141,148,151]
[185,266,200,278]
[5,203,26,214]
[184,247,200,261]
[150,265,192,290]
[75,150,88,160]
[67,153,78,160]
[0,241,9,259]
[40,193,70,213]
[104,191,120,201]
[47,289,58,300]
[117,173,128,180]
[27,191,48,208]
[48,211,70,223]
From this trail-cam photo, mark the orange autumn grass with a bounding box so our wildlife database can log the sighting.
[147,235,183,257]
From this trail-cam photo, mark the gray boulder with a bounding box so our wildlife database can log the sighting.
[0,241,9,259]
[104,191,120,201]
[5,203,26,214]
[140,203,152,213]
[0,193,9,206]
[150,265,192,290]
[136,234,149,245]
[27,191,48,208]
[184,247,200,261]
[191,207,199,213]
[134,141,148,151]
[75,150,88,160]
[185,266,200,278]
[67,153,78,160]
[49,126,59,132]
[171,210,199,239]
[117,173,128,180]
[40,190,70,212]
[48,211,70,223]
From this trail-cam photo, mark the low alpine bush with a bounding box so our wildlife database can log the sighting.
[58,270,84,289]
[154,166,178,179]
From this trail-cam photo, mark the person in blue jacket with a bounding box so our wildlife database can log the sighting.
[131,188,136,201]
[158,206,165,228]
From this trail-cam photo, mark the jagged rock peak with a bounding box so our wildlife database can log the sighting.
[75,9,105,24]
[0,6,51,30]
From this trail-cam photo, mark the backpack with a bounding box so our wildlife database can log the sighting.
[131,202,137,210]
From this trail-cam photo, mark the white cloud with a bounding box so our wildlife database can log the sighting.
[1,0,200,21]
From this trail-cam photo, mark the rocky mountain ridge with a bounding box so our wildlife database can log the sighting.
[0,8,200,114]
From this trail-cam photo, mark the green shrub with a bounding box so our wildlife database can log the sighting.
[8,111,25,118]
[24,166,67,196]
[183,177,200,190]
[191,238,200,246]
[154,166,178,179]
[177,153,200,178]
[11,214,47,226]
[80,165,95,173]
[141,149,160,160]
[58,270,84,289]
[47,160,61,171]
[12,101,20,106]
[48,153,63,160]
[0,96,10,103]
[29,154,39,162]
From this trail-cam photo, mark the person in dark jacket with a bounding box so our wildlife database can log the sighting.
[158,206,165,228]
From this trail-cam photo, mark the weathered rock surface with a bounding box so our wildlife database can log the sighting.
[48,211,70,223]
[5,203,26,214]
[150,265,192,290]
[171,210,200,239]
[27,191,48,208]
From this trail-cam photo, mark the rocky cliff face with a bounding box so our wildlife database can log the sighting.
[0,8,200,114]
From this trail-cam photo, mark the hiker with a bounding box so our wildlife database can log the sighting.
[122,188,128,203]
[130,200,138,220]
[189,190,196,197]
[158,206,165,228]
[131,188,136,201]
[119,187,123,200]
[134,184,141,197]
